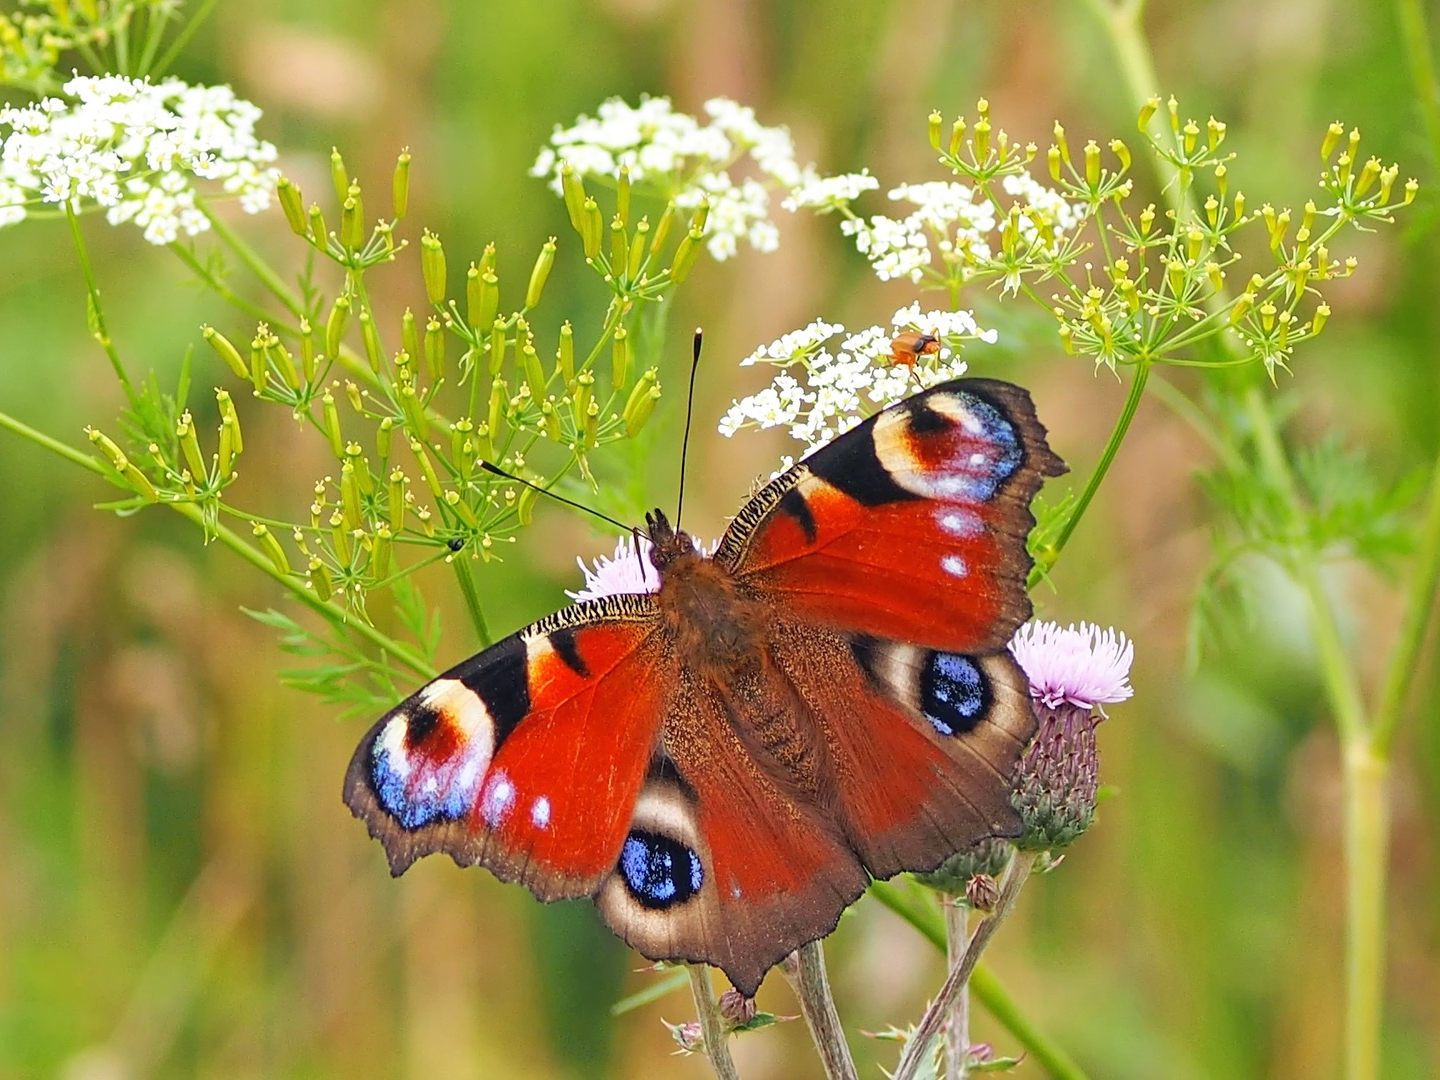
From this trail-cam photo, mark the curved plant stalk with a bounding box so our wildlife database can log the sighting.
[781,941,858,1080]
[687,966,741,1080]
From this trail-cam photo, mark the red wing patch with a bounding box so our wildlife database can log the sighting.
[343,600,670,900]
[717,378,1065,655]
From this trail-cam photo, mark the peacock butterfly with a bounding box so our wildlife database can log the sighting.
[343,376,1065,996]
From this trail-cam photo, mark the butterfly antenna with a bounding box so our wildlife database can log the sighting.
[674,327,703,532]
[479,460,631,535]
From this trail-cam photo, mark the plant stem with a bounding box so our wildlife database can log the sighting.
[1030,360,1151,587]
[1341,741,1390,1080]
[200,201,307,319]
[0,409,108,476]
[686,966,741,1080]
[893,853,1037,1080]
[865,880,1090,1079]
[65,202,139,407]
[944,902,971,1080]
[1394,0,1440,170]
[1371,437,1440,756]
[150,0,222,77]
[450,555,492,648]
[782,942,858,1080]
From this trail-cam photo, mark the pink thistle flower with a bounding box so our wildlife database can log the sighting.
[566,535,659,602]
[1008,620,1134,712]
[566,534,718,603]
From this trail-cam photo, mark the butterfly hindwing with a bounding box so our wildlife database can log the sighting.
[594,672,870,997]
[343,596,670,899]
[716,377,1065,654]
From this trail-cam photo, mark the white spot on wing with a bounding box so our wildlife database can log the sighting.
[531,796,551,828]
[936,508,982,538]
[482,770,515,826]
[942,554,969,578]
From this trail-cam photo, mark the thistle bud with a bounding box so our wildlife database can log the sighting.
[202,325,249,381]
[421,230,447,305]
[277,177,307,237]
[527,237,556,309]
[718,989,757,1030]
[392,148,411,220]
[912,836,1011,896]
[965,873,1000,912]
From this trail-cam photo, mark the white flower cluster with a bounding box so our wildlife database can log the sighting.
[796,173,1082,286]
[781,169,879,211]
[0,74,279,245]
[719,304,998,464]
[531,95,803,261]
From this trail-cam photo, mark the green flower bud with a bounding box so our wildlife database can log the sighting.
[322,392,344,458]
[1047,144,1062,183]
[329,147,349,202]
[421,230,447,305]
[359,311,383,373]
[1206,116,1225,151]
[948,117,965,158]
[973,116,991,162]
[912,836,1012,897]
[424,317,445,381]
[341,183,364,250]
[611,325,630,388]
[928,109,943,152]
[388,469,407,532]
[1052,122,1070,167]
[616,164,632,227]
[202,325,249,381]
[527,237,556,309]
[609,214,627,273]
[649,204,676,258]
[489,319,507,376]
[326,295,351,360]
[540,399,561,440]
[1084,140,1100,187]
[307,203,327,245]
[1355,156,1382,198]
[1311,303,1331,336]
[253,523,290,576]
[277,177,307,237]
[522,339,547,400]
[623,368,660,435]
[561,162,587,232]
[557,321,575,384]
[628,223,647,281]
[176,411,208,482]
[488,378,507,440]
[1138,96,1159,132]
[410,438,446,502]
[377,416,394,463]
[1109,138,1131,173]
[308,557,334,602]
[1320,120,1345,162]
[392,148,411,220]
[582,197,603,260]
[572,369,594,429]
[670,226,703,284]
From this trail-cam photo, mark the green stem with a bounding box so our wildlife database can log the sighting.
[65,202,139,407]
[451,556,492,648]
[894,854,1037,1080]
[686,966,741,1080]
[167,503,433,678]
[150,0,223,77]
[0,410,108,475]
[1394,0,1440,170]
[200,201,307,319]
[1371,438,1440,756]
[944,902,971,1080]
[1029,360,1150,587]
[1341,742,1390,1080]
[867,881,1091,1080]
[169,242,306,334]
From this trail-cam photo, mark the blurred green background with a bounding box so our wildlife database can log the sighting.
[2,1,1438,1077]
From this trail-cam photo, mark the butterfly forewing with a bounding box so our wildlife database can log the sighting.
[343,596,671,899]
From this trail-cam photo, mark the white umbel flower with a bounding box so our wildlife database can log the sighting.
[0,74,279,244]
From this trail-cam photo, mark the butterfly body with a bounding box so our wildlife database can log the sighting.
[345,377,1064,995]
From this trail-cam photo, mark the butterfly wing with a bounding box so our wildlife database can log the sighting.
[593,671,869,997]
[715,378,1065,654]
[713,377,1063,877]
[343,595,672,900]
